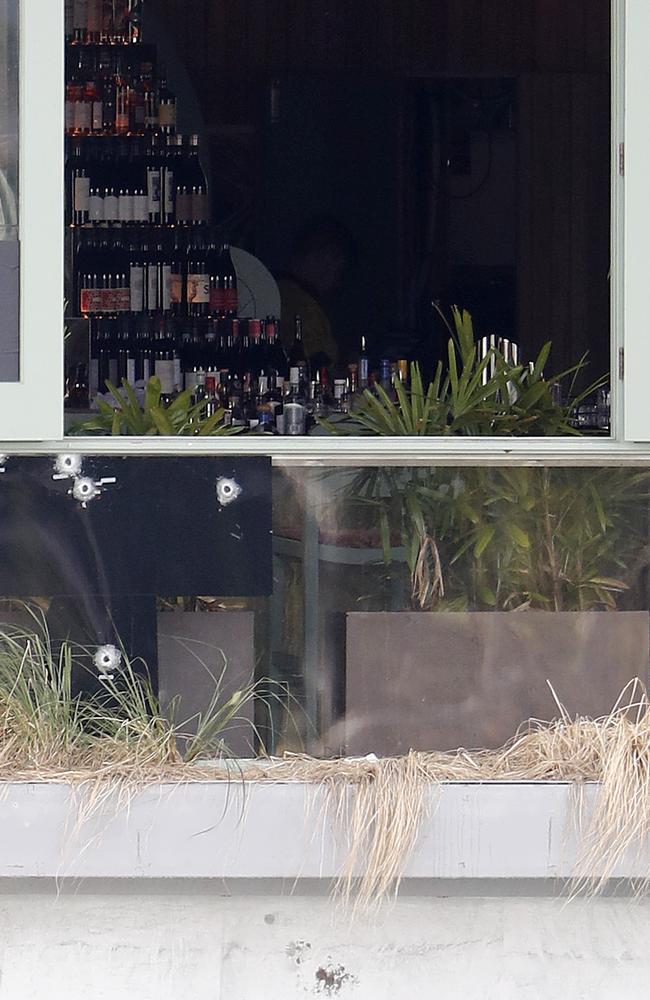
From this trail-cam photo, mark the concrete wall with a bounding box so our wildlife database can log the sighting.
[1,782,649,998]
[1,881,649,999]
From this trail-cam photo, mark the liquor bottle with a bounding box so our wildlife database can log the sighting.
[128,234,145,313]
[89,316,100,398]
[187,135,209,224]
[332,378,349,414]
[73,0,87,43]
[247,319,263,376]
[158,70,177,136]
[126,0,144,43]
[223,244,238,315]
[114,52,130,137]
[161,137,176,224]
[264,316,288,380]
[154,319,176,403]
[284,369,307,436]
[186,235,210,317]
[65,0,75,43]
[84,51,103,135]
[289,314,309,391]
[359,335,370,388]
[98,46,116,134]
[69,139,90,225]
[87,0,103,42]
[379,357,392,395]
[65,58,81,135]
[348,363,359,396]
[145,134,161,223]
[135,316,153,383]
[169,232,185,315]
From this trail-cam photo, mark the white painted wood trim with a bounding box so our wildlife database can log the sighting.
[0,0,65,439]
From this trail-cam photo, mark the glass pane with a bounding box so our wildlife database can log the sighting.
[1,457,649,762]
[63,1,611,437]
[0,0,19,382]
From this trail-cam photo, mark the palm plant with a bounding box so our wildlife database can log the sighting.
[320,306,603,437]
[69,377,242,436]
[337,465,650,613]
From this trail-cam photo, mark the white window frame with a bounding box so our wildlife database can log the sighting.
[3,0,650,462]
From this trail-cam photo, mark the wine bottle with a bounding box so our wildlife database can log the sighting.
[158,70,177,136]
[186,235,210,317]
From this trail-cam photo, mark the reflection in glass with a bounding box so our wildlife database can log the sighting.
[2,460,649,761]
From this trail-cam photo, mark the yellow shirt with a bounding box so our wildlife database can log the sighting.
[278,277,339,364]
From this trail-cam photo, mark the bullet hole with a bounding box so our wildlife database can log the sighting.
[286,940,311,966]
[216,477,242,507]
[53,453,83,478]
[314,963,357,995]
[93,644,122,680]
[264,913,276,925]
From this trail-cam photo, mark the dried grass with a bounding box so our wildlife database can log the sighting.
[3,618,650,905]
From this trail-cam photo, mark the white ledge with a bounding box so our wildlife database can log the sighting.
[0,780,646,882]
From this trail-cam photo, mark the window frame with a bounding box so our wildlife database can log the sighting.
[3,0,647,457]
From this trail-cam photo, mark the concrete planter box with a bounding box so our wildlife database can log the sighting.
[0,780,647,882]
[345,611,650,754]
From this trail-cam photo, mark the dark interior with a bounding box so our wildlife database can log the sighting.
[146,0,611,381]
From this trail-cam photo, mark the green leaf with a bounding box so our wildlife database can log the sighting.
[506,523,530,549]
[473,525,495,558]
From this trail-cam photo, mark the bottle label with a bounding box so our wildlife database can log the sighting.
[146,265,158,311]
[81,288,131,314]
[104,192,118,221]
[284,402,306,435]
[163,169,174,214]
[74,101,92,133]
[161,264,172,312]
[192,188,208,223]
[89,191,104,222]
[187,273,209,305]
[133,192,148,222]
[118,192,133,223]
[65,100,75,131]
[184,370,199,391]
[92,100,103,132]
[173,356,182,390]
[147,168,161,217]
[209,287,226,312]
[142,356,151,382]
[126,357,136,384]
[225,288,238,312]
[155,359,175,395]
[176,189,192,223]
[74,176,90,213]
[130,265,144,312]
[170,271,183,307]
[158,102,176,128]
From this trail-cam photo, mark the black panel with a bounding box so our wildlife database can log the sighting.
[0,455,272,597]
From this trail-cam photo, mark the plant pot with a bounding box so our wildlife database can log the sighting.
[344,610,650,755]
[157,610,256,758]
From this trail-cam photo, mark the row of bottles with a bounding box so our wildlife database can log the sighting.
[68,134,207,227]
[76,232,237,318]
[66,44,175,137]
[72,314,375,435]
[66,0,144,45]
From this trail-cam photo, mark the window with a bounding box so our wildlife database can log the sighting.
[1,0,649,447]
[55,0,628,446]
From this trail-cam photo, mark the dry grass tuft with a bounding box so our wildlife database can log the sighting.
[3,617,650,905]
